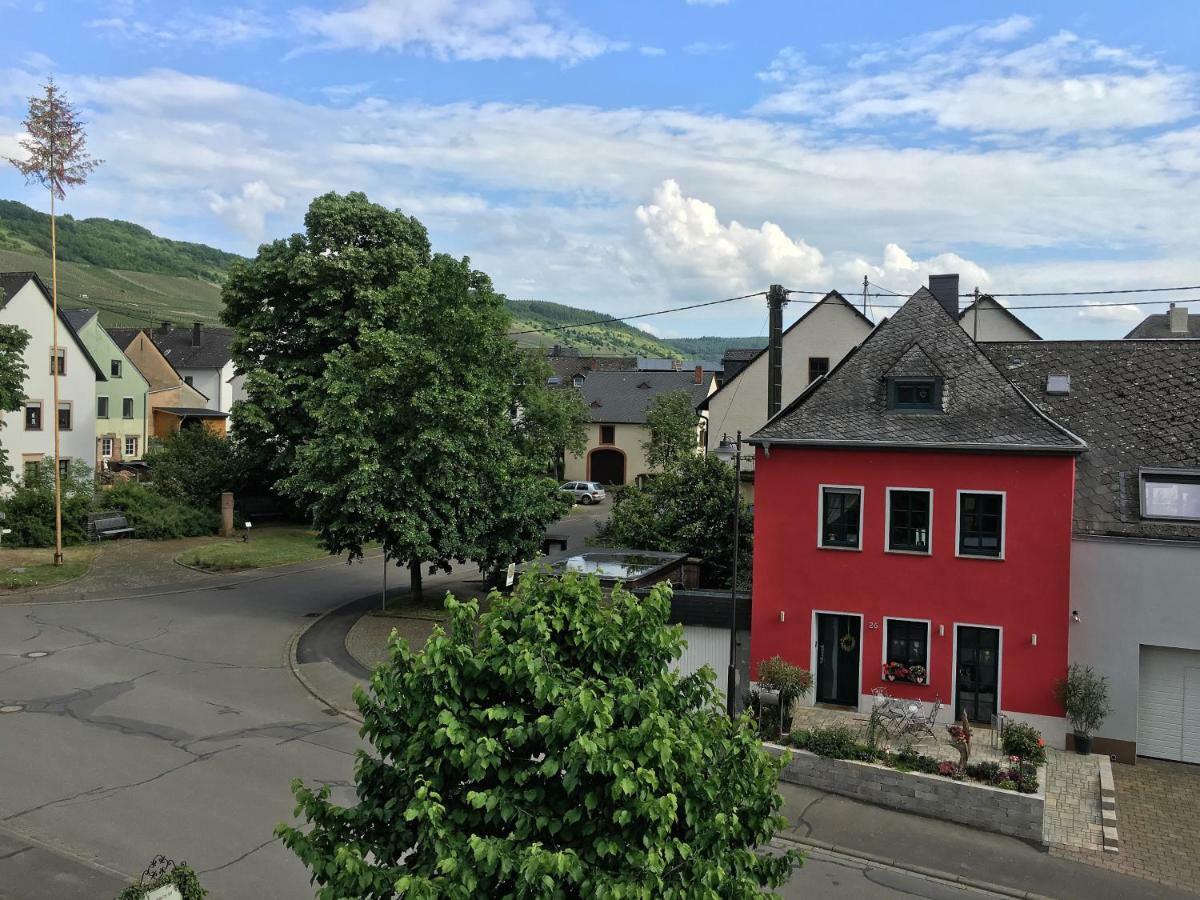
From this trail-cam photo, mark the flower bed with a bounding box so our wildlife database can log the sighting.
[882,661,927,684]
[785,725,1039,793]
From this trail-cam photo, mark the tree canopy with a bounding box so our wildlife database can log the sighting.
[598,453,752,589]
[278,570,797,898]
[225,192,579,595]
[0,323,29,483]
[642,389,701,470]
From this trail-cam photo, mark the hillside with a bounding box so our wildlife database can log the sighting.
[505,299,679,357]
[0,200,239,282]
[662,336,766,359]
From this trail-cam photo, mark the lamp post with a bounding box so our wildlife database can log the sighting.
[713,430,746,718]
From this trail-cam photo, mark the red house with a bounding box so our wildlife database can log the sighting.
[749,281,1085,742]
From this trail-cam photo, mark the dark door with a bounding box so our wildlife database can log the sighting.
[588,448,625,485]
[956,626,1001,724]
[815,613,860,706]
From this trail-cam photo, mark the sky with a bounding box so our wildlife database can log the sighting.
[2,1,1199,340]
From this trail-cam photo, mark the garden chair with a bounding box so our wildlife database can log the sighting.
[915,698,943,737]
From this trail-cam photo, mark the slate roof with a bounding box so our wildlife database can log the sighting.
[62,308,98,332]
[546,355,637,383]
[0,272,106,380]
[722,348,763,362]
[752,288,1084,453]
[105,327,142,351]
[156,407,228,418]
[982,340,1200,541]
[577,371,714,424]
[637,357,721,372]
[151,324,235,370]
[1124,311,1200,339]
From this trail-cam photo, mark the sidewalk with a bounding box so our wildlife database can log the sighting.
[776,780,1193,900]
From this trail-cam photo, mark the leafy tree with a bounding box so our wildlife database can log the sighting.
[598,454,752,588]
[0,461,93,547]
[642,389,701,469]
[278,571,798,897]
[0,323,30,483]
[144,427,238,510]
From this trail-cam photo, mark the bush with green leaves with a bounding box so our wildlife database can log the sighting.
[1055,663,1112,738]
[278,570,799,897]
[144,426,240,510]
[1000,721,1047,766]
[0,461,93,547]
[116,859,206,899]
[754,656,812,735]
[788,725,873,761]
[104,482,220,540]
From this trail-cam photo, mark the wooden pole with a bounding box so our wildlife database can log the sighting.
[51,180,63,566]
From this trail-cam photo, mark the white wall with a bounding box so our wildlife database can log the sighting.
[706,297,873,470]
[959,297,1040,342]
[1069,535,1200,748]
[177,367,221,411]
[0,281,97,479]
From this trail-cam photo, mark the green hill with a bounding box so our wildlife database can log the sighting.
[0,199,759,356]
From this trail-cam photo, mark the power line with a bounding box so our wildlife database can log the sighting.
[784,283,1200,299]
[508,290,767,336]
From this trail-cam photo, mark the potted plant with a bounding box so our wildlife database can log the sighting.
[1055,663,1112,755]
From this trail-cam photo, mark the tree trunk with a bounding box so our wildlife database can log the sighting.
[409,558,423,603]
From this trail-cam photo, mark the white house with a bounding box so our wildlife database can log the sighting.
[0,272,103,483]
[149,322,245,417]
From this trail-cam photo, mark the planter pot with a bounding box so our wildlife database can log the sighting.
[1073,733,1093,755]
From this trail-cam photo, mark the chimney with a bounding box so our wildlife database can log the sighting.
[1169,302,1189,335]
[693,364,703,384]
[928,274,960,319]
[766,284,788,418]
[590,357,598,371]
[159,321,172,334]
[192,322,202,348]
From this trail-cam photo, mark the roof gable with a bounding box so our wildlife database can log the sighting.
[0,272,106,381]
[752,288,1084,453]
[883,343,943,379]
[959,295,1042,341]
[577,370,714,424]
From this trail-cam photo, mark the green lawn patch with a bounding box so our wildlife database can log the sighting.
[176,526,336,571]
[0,545,100,590]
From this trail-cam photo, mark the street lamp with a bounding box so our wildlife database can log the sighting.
[713,431,747,718]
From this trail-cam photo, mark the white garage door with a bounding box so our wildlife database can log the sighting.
[1138,646,1200,763]
[673,625,730,704]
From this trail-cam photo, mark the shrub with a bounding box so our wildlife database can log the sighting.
[756,656,812,734]
[937,761,963,779]
[1055,663,1112,738]
[1001,722,1047,766]
[144,427,238,510]
[965,761,1001,782]
[104,483,219,540]
[0,461,93,547]
[793,725,873,761]
[997,779,1017,791]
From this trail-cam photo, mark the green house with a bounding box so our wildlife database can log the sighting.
[62,309,150,463]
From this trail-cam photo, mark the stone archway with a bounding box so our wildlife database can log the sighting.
[587,447,626,485]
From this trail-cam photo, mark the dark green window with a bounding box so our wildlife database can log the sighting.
[886,619,928,670]
[888,378,941,411]
[959,492,1003,557]
[821,487,861,549]
[888,489,931,552]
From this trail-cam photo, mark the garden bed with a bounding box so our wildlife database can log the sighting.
[765,742,1046,842]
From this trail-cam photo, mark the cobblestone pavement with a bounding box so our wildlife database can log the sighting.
[1052,758,1200,894]
[1043,750,1103,852]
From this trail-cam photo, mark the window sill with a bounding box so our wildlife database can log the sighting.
[819,544,862,552]
[885,547,931,556]
[881,677,930,687]
[955,551,1005,561]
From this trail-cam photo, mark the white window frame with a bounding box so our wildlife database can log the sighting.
[24,399,43,431]
[950,623,1004,725]
[124,436,138,457]
[100,437,114,459]
[817,484,864,551]
[881,616,932,682]
[954,489,1006,561]
[884,487,934,555]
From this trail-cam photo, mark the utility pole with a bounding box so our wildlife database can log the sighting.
[766,284,788,419]
[972,286,980,343]
[862,275,869,316]
[726,430,743,719]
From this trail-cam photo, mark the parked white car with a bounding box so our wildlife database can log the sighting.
[560,481,606,505]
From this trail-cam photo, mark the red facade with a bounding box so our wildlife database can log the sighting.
[751,445,1076,721]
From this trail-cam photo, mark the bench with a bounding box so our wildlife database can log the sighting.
[87,512,135,542]
[541,534,568,554]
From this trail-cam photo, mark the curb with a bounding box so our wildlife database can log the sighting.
[774,834,1055,899]
[284,602,365,724]
[1097,754,1120,853]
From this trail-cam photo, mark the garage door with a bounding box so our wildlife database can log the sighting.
[1138,646,1200,763]
[674,625,730,704]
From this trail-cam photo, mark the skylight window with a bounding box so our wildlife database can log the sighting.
[887,377,942,411]
[1046,374,1071,395]
[1140,469,1200,521]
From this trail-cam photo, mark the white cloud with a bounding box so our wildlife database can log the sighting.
[207,181,287,240]
[90,7,273,46]
[639,46,666,57]
[682,41,730,56]
[291,0,622,63]
[756,20,1195,134]
[837,243,991,298]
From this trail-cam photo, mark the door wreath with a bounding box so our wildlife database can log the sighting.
[839,632,856,653]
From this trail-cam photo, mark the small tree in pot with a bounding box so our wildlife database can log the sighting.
[1055,663,1112,755]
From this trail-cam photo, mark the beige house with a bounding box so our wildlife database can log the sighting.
[958,295,1042,342]
[564,369,716,486]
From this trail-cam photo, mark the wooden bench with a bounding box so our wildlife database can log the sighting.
[87,512,135,542]
[541,534,568,554]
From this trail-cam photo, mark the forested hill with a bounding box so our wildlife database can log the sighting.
[0,199,239,283]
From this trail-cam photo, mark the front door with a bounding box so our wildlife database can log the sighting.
[815,613,860,706]
[956,626,1001,724]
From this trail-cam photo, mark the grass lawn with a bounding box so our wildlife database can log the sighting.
[176,526,339,571]
[0,545,101,590]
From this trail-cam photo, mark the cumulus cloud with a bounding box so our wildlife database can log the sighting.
[291,0,622,63]
[756,18,1195,134]
[207,181,287,240]
[837,244,991,297]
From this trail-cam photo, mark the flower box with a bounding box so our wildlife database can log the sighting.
[883,661,926,684]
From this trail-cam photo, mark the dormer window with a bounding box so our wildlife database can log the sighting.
[1140,468,1200,521]
[887,377,941,411]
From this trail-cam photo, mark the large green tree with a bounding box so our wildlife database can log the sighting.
[0,324,30,484]
[278,571,798,898]
[642,389,701,469]
[228,193,577,598]
[599,453,752,589]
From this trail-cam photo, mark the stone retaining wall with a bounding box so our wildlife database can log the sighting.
[764,743,1046,843]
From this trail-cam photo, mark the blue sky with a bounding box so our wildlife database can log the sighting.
[3,1,1199,339]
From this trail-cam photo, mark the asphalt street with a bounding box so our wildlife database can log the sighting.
[0,504,1182,899]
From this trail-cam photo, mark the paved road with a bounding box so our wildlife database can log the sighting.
[0,503,1178,899]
